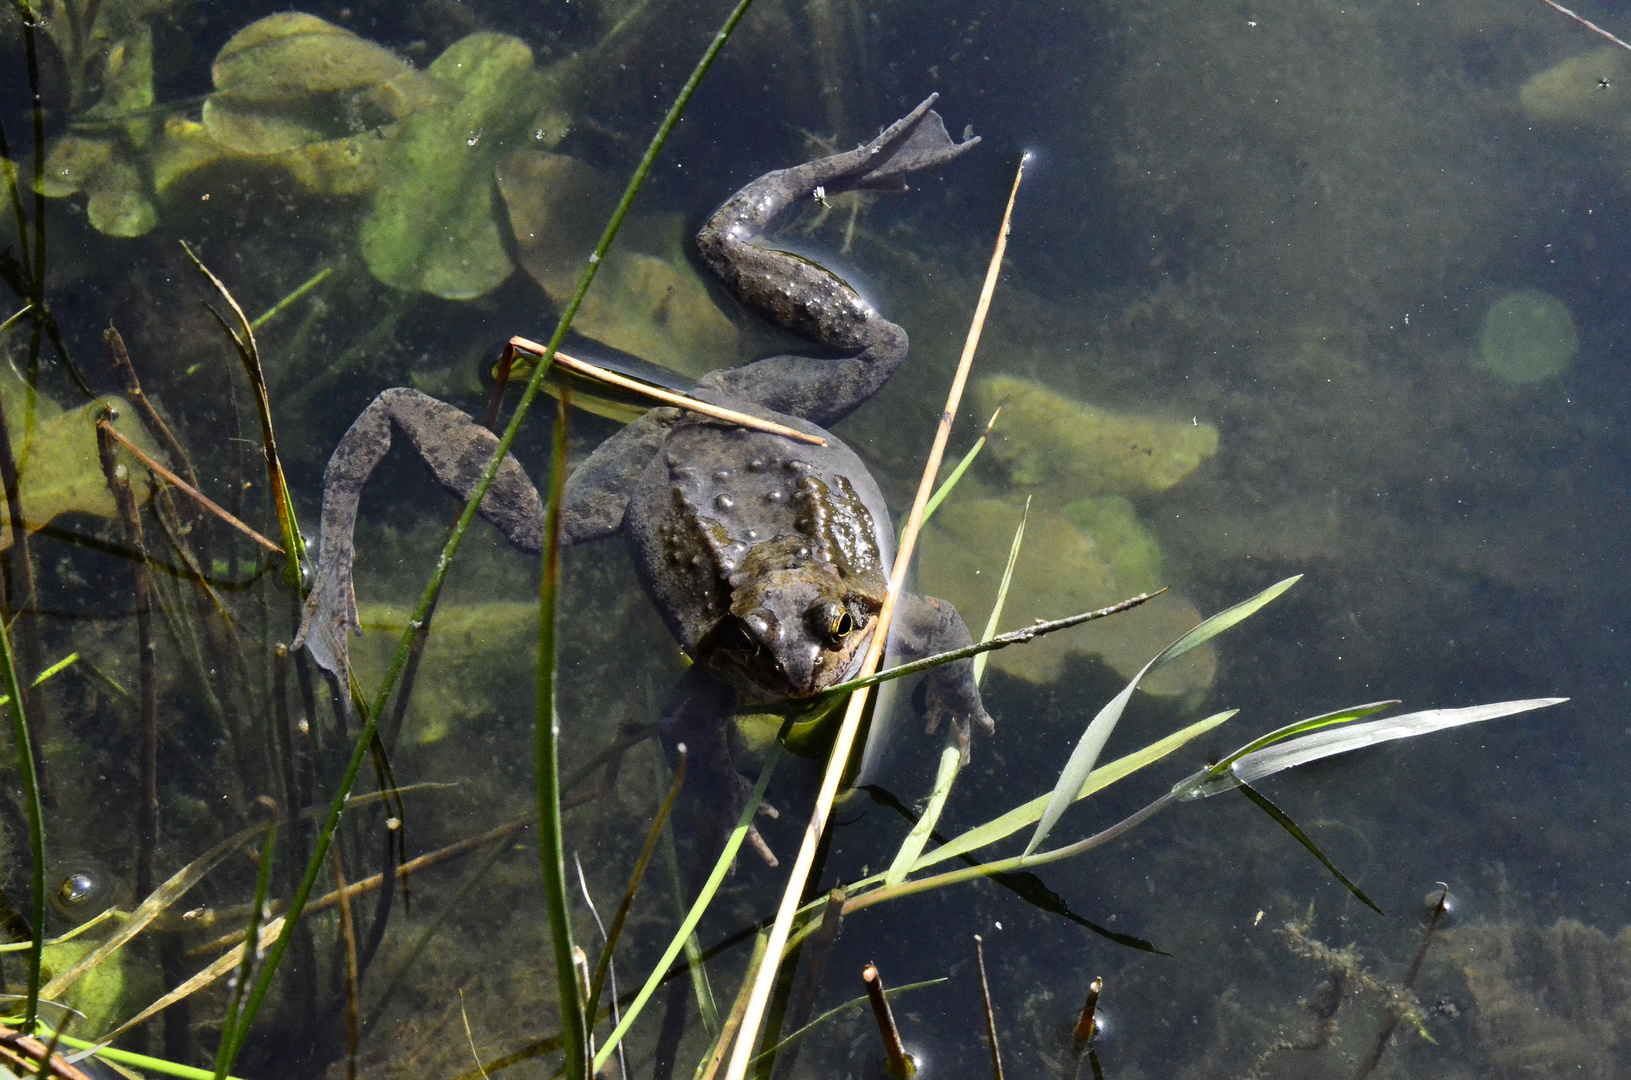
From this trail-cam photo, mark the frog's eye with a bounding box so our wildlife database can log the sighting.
[809,601,854,644]
[729,623,758,653]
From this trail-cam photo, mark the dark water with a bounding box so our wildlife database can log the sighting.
[1,0,1628,1077]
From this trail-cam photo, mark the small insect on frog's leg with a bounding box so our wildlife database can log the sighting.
[694,95,979,428]
[295,388,543,684]
[889,592,996,764]
[659,665,780,867]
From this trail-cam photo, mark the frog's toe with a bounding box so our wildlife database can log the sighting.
[746,825,779,869]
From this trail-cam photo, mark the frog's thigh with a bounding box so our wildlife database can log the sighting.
[561,410,675,544]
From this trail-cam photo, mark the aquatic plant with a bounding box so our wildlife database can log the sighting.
[0,5,1582,1080]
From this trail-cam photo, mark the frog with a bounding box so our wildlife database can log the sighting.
[295,96,991,862]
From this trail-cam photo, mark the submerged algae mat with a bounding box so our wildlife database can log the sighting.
[975,374,1218,498]
[349,601,537,744]
[918,496,1214,696]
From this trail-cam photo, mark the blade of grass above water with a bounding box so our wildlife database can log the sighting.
[1023,576,1300,857]
[910,710,1236,874]
[0,614,43,1029]
[537,387,586,1076]
[216,2,761,1070]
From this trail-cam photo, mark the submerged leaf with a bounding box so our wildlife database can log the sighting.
[204,13,451,154]
[496,152,740,374]
[361,33,555,299]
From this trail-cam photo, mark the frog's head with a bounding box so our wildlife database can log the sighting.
[704,566,880,700]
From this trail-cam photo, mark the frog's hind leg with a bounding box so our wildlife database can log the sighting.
[295,388,543,684]
[695,95,979,427]
[659,666,781,867]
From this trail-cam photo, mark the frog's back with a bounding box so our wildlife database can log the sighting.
[626,411,893,655]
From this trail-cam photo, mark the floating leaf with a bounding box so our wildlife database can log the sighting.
[361,33,554,299]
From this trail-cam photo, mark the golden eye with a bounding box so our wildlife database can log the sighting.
[829,611,854,639]
[731,624,758,653]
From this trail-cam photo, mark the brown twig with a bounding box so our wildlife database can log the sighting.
[862,963,915,1077]
[95,419,282,554]
[1350,885,1451,1080]
[974,937,1005,1080]
[329,848,361,1080]
[505,337,826,445]
[95,415,157,898]
[1072,976,1103,1053]
[1537,0,1631,51]
[723,152,1029,1080]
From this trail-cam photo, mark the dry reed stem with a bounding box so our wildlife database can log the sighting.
[95,419,282,554]
[721,152,1029,1080]
[506,338,826,446]
[1537,0,1631,50]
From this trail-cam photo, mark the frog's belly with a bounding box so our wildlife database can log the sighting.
[625,419,893,653]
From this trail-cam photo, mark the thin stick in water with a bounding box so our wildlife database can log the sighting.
[94,419,157,900]
[974,937,1004,1080]
[861,964,915,1078]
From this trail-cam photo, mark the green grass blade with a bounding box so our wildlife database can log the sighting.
[973,497,1027,686]
[916,406,999,531]
[912,711,1235,874]
[884,744,961,886]
[39,1026,246,1080]
[1235,781,1382,915]
[1189,698,1567,798]
[537,389,586,1078]
[594,746,784,1070]
[1187,701,1399,789]
[213,806,278,1080]
[1024,577,1299,856]
[0,615,43,1030]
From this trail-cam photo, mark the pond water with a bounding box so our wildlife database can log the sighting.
[1,1,1627,1077]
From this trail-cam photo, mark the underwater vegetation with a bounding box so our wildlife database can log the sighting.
[0,1,1610,1079]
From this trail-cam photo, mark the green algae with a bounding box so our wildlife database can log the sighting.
[360,33,567,300]
[1478,290,1577,385]
[495,151,741,376]
[975,374,1218,498]
[203,12,451,156]
[918,497,1214,696]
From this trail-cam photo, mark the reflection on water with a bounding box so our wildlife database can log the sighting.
[1,0,1628,1075]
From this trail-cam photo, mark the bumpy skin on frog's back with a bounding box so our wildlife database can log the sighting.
[558,96,993,849]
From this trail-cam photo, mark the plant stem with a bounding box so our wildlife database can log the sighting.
[538,387,586,1077]
[0,594,42,1029]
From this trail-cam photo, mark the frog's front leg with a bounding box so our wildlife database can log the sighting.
[296,388,543,683]
[890,593,996,763]
[694,95,978,427]
[659,665,781,866]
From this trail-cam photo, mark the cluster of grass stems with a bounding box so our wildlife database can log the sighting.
[0,0,1568,1078]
